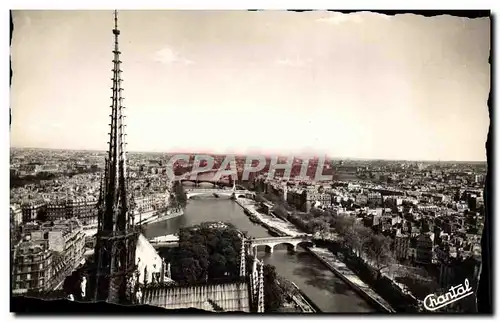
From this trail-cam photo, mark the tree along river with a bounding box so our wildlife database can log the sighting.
[144,195,375,312]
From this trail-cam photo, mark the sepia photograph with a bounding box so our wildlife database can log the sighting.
[8,7,492,315]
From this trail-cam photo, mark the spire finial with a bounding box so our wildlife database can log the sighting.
[113,10,120,35]
[90,8,134,304]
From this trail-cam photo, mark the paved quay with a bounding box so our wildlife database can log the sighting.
[235,196,395,313]
[309,247,395,313]
[235,198,302,236]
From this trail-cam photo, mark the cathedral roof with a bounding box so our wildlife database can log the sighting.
[141,281,250,312]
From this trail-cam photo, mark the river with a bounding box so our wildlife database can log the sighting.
[144,195,375,312]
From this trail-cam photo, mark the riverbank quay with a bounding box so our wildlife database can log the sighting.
[140,209,184,225]
[234,197,397,313]
[257,195,421,312]
[134,210,157,225]
[321,240,422,313]
[292,284,321,313]
[234,198,303,237]
[289,291,316,313]
[308,247,395,313]
[275,279,317,313]
[147,193,377,312]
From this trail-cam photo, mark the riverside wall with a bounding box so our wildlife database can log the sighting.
[140,209,184,225]
[234,196,395,313]
[307,247,395,313]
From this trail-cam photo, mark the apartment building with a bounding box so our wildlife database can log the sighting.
[367,192,382,205]
[134,192,170,213]
[12,218,86,295]
[355,193,368,206]
[384,196,403,207]
[12,241,53,294]
[415,233,434,265]
[45,196,98,225]
[300,187,332,212]
[393,231,410,261]
[286,189,304,209]
[46,199,68,221]
[436,244,457,288]
[11,204,23,228]
[66,196,98,225]
[21,201,46,223]
[417,204,439,212]
[10,204,23,248]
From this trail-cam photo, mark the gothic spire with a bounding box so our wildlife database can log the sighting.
[251,257,259,299]
[90,10,138,305]
[103,9,129,232]
[97,160,106,229]
[257,261,265,313]
[239,237,246,277]
[98,165,104,206]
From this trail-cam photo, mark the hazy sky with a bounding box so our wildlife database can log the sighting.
[11,10,490,161]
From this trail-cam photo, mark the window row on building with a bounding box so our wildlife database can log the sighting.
[12,218,86,294]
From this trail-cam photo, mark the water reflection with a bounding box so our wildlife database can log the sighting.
[260,248,375,312]
[144,198,270,239]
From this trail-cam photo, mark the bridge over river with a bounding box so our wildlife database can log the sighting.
[185,188,255,199]
[143,196,376,313]
[149,234,315,254]
[249,235,314,254]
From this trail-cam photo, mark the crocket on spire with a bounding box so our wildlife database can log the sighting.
[89,10,139,305]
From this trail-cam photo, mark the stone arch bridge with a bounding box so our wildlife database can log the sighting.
[247,235,314,255]
[186,189,255,200]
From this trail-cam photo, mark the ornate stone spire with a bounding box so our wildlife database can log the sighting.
[89,10,139,304]
[251,257,259,302]
[257,262,265,313]
[239,237,246,277]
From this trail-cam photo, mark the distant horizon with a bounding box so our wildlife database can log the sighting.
[11,11,490,162]
[9,146,488,164]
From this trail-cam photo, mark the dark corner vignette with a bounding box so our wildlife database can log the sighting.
[9,9,492,315]
[477,11,493,315]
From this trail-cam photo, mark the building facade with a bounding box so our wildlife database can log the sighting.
[11,204,23,247]
[21,201,46,223]
[12,242,53,294]
[393,232,410,261]
[415,233,434,265]
[12,218,86,295]
[46,200,67,221]
[134,192,169,214]
[66,197,98,225]
[45,196,99,225]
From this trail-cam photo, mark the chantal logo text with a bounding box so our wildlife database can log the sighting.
[423,278,474,311]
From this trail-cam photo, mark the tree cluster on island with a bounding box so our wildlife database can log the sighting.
[157,222,285,312]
